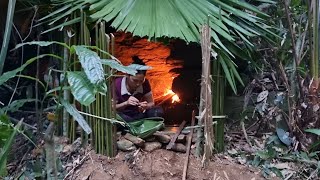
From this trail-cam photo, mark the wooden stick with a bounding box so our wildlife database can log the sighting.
[241,121,252,147]
[166,120,186,150]
[195,115,227,119]
[182,110,195,180]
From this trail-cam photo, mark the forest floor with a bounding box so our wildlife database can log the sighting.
[6,94,302,180]
[72,148,265,180]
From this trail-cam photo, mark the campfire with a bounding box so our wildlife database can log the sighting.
[163,89,181,103]
[155,88,181,106]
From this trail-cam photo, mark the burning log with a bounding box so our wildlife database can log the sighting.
[155,93,175,105]
[155,89,181,106]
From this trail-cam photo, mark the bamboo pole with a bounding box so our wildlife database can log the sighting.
[67,12,78,142]
[312,0,319,83]
[62,30,70,137]
[212,59,225,152]
[200,22,214,167]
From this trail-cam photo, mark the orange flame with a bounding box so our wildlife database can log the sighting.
[164,89,174,96]
[164,89,180,103]
[172,94,180,103]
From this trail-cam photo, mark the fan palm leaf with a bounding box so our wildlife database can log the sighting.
[39,0,277,93]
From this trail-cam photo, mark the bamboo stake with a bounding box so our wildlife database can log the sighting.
[213,59,225,152]
[200,22,214,167]
[109,33,117,156]
[62,30,70,137]
[312,0,319,83]
[68,12,78,142]
[182,110,195,180]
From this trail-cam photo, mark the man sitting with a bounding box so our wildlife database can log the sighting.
[113,56,163,122]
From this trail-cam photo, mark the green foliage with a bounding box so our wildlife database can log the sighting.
[0,115,13,147]
[67,71,96,106]
[0,117,22,177]
[0,54,62,86]
[100,59,137,75]
[2,99,38,113]
[0,0,16,75]
[73,46,106,87]
[305,129,320,136]
[60,99,92,134]
[14,41,70,50]
[14,41,136,134]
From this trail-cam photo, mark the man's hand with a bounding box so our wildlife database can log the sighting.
[138,101,148,112]
[126,96,139,106]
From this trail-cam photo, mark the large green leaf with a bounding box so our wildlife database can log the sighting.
[100,59,137,75]
[67,71,96,106]
[219,55,237,94]
[41,17,81,34]
[60,99,92,134]
[14,41,70,50]
[0,0,16,75]
[305,129,320,136]
[0,54,63,86]
[2,99,38,113]
[73,46,105,86]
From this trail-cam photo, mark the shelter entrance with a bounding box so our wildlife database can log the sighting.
[114,32,202,126]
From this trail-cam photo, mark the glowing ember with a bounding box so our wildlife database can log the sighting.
[163,89,180,103]
[172,94,180,103]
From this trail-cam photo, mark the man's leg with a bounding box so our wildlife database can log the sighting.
[146,106,164,118]
[118,112,145,122]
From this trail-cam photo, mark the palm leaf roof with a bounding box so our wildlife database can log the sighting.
[40,0,275,46]
[39,0,277,93]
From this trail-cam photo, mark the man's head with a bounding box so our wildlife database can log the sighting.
[132,56,147,75]
[127,56,147,91]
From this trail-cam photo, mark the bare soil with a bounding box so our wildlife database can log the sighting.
[72,149,264,180]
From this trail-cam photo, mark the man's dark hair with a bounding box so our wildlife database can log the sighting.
[132,56,147,75]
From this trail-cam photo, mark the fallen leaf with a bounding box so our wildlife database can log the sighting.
[227,149,238,155]
[270,162,291,170]
[257,90,268,102]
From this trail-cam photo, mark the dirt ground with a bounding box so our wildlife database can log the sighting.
[72,149,264,180]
